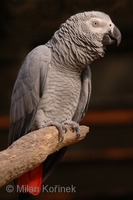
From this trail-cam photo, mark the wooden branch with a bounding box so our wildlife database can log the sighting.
[0,125,89,188]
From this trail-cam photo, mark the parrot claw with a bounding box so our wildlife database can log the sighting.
[41,121,66,142]
[55,123,67,142]
[37,120,80,142]
[59,134,64,143]
[64,121,80,138]
[55,124,65,143]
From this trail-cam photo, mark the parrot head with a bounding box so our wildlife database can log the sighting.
[81,11,121,47]
[52,11,121,65]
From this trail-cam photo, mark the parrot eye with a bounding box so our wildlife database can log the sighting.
[92,21,99,27]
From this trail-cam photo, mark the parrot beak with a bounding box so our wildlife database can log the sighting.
[102,25,121,46]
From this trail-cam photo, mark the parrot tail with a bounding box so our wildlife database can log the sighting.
[17,164,43,196]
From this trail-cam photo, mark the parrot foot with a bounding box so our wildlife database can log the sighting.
[42,121,67,142]
[64,121,80,138]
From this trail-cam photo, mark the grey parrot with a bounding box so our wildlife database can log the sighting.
[8,11,121,197]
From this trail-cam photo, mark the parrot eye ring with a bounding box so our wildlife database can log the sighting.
[92,21,99,27]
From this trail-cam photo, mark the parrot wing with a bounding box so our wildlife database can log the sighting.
[8,45,67,195]
[73,65,91,123]
[8,45,51,145]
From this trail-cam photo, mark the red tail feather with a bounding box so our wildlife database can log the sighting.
[17,164,43,195]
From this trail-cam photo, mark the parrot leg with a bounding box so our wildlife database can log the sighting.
[41,121,67,142]
[64,120,80,138]
[36,120,80,142]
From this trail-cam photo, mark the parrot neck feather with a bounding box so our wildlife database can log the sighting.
[46,18,105,70]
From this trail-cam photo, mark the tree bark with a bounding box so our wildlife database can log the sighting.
[0,125,89,188]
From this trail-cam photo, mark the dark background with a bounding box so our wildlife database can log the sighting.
[0,0,133,199]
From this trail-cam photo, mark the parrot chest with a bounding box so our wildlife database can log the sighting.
[38,66,81,122]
